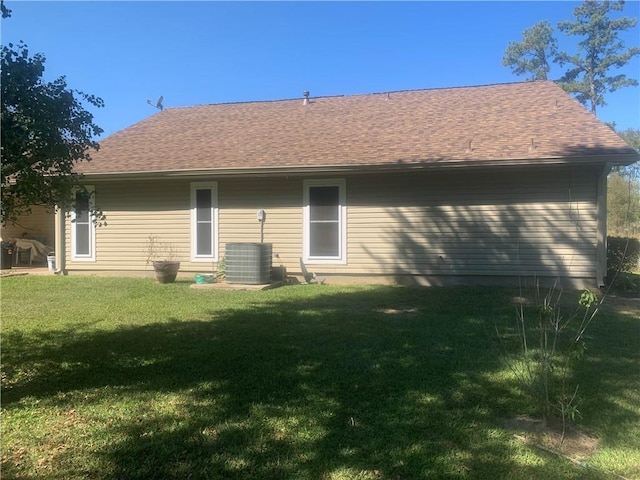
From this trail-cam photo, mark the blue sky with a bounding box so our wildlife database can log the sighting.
[2,1,639,139]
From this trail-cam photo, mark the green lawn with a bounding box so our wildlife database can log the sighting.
[1,276,638,479]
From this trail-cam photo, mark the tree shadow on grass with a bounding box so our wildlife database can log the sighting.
[2,286,634,479]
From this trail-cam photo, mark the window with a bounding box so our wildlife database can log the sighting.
[191,182,218,261]
[303,179,346,263]
[71,186,96,261]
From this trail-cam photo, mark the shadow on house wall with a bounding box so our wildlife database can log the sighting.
[355,165,600,287]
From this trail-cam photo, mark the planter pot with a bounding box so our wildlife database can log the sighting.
[152,261,180,284]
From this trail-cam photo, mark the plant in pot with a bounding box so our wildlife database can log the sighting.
[144,235,181,284]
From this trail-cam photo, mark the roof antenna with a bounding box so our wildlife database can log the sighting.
[147,95,164,111]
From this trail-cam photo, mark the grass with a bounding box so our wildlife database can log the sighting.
[1,276,638,479]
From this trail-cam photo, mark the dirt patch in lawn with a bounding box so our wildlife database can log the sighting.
[601,293,640,317]
[511,291,639,316]
[505,415,599,462]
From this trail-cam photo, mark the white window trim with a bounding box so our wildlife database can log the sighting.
[71,185,96,262]
[190,181,219,262]
[303,178,347,264]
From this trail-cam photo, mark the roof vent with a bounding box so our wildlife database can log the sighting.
[465,139,473,153]
[303,91,310,105]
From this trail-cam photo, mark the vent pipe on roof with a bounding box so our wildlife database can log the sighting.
[303,91,310,105]
[465,139,473,153]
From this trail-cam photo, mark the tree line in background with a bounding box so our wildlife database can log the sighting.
[609,129,639,237]
[503,0,639,237]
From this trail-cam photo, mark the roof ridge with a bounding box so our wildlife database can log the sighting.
[164,80,555,110]
[364,80,554,97]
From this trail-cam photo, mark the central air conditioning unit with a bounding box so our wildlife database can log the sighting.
[225,243,272,284]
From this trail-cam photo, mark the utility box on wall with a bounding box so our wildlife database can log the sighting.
[225,243,272,284]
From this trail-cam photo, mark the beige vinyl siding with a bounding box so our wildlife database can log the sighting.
[64,165,599,282]
[219,178,302,268]
[66,181,191,270]
[341,166,598,279]
[65,178,304,272]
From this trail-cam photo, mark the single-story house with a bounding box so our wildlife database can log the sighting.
[55,80,638,286]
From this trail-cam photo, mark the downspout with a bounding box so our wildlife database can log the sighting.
[54,206,67,274]
[596,163,611,287]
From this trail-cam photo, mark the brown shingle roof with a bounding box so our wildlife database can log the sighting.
[78,81,638,176]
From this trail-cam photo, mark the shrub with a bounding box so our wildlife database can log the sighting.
[607,237,640,275]
[606,236,640,289]
[496,283,599,437]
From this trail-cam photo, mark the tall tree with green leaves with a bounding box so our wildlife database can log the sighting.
[616,128,640,182]
[502,21,559,80]
[608,127,640,237]
[503,1,639,115]
[1,0,10,18]
[1,5,104,225]
[608,171,640,236]
[617,128,640,153]
[557,0,639,114]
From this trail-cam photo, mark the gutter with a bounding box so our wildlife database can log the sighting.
[77,153,640,181]
[596,163,613,287]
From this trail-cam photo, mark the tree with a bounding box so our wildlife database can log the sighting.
[503,1,639,114]
[617,128,640,153]
[613,128,640,180]
[608,171,640,236]
[1,1,10,18]
[502,21,559,80]
[1,36,104,224]
[608,128,640,237]
[557,0,640,114]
